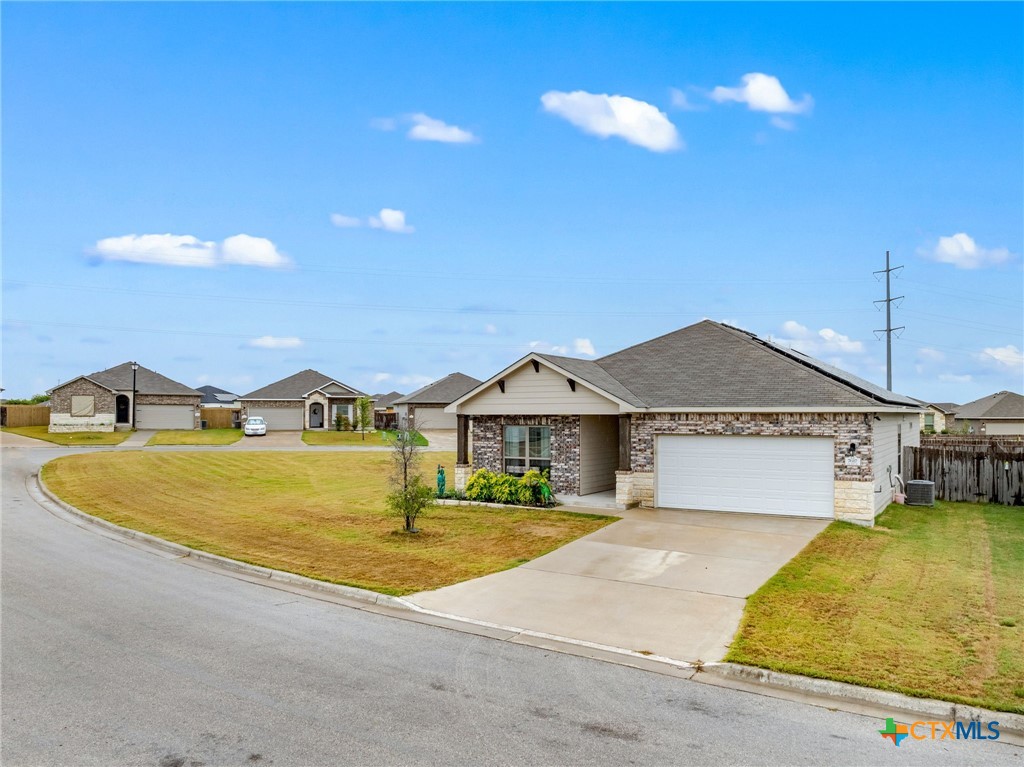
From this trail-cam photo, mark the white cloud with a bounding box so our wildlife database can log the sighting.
[778,321,865,356]
[484,324,498,335]
[370,117,397,131]
[248,336,303,349]
[770,116,796,131]
[372,372,392,384]
[221,234,290,268]
[711,73,813,114]
[529,340,569,355]
[979,345,1024,372]
[92,233,289,269]
[574,338,596,356]
[197,374,211,385]
[93,233,219,268]
[368,208,414,234]
[408,113,478,144]
[330,213,363,228]
[917,347,946,363]
[669,87,706,111]
[540,90,682,152]
[920,232,1013,269]
[939,373,973,384]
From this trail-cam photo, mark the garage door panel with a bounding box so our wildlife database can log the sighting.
[135,405,194,430]
[246,407,303,431]
[656,435,834,518]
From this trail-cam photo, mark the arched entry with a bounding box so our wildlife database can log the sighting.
[116,394,130,424]
[309,403,324,429]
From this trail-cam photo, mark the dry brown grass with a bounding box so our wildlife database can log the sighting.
[42,451,613,596]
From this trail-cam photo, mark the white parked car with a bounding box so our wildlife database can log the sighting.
[244,416,267,436]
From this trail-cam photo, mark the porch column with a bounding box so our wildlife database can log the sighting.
[618,414,631,471]
[457,414,469,465]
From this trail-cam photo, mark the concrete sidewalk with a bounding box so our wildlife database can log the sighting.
[408,507,828,663]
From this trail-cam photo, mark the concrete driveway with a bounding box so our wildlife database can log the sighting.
[408,507,829,663]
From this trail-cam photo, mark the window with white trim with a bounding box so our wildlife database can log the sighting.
[924,413,934,429]
[504,425,551,476]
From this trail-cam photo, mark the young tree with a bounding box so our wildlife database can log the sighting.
[385,428,434,532]
[355,396,374,441]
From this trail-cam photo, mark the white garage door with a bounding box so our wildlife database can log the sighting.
[246,407,304,431]
[656,435,834,518]
[135,405,194,430]
[413,406,456,430]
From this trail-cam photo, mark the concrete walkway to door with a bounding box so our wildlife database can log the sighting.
[407,507,830,663]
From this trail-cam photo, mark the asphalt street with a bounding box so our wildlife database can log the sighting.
[2,446,1020,766]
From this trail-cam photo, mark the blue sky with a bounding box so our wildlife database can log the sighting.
[3,2,1022,404]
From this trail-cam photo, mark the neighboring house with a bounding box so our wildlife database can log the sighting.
[395,372,482,430]
[239,369,368,431]
[951,391,1024,435]
[915,401,958,433]
[371,391,404,413]
[197,385,240,408]
[447,321,922,525]
[47,362,201,432]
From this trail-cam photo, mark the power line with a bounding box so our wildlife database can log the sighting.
[873,250,905,391]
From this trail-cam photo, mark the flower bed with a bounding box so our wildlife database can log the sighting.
[442,468,555,507]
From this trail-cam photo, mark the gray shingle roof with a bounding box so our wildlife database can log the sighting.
[371,391,404,408]
[929,401,960,414]
[77,362,201,397]
[240,370,366,400]
[196,385,240,405]
[527,321,919,410]
[955,391,1024,420]
[395,373,482,405]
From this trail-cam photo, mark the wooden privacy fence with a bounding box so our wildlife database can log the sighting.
[906,440,1024,506]
[200,407,239,429]
[1,405,51,427]
[374,412,397,431]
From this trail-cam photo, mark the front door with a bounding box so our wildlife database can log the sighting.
[116,395,130,424]
[310,403,324,429]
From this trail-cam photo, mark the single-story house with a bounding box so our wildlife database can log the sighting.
[239,369,368,431]
[371,391,404,413]
[951,391,1024,435]
[47,362,201,432]
[446,321,922,525]
[395,372,482,430]
[915,401,958,433]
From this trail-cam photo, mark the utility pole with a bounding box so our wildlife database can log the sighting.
[873,251,904,391]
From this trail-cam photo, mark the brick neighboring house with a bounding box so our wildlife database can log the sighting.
[915,401,958,433]
[951,391,1024,435]
[371,391,404,414]
[394,372,482,431]
[446,321,923,525]
[47,363,201,432]
[239,370,368,431]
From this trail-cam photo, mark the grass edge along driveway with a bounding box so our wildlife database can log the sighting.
[726,501,1024,714]
[40,451,613,597]
[1,425,131,446]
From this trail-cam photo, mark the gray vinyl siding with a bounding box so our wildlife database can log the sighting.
[579,415,619,494]
[458,364,619,416]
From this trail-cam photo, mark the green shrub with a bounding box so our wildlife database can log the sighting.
[492,474,521,505]
[465,468,497,501]
[519,469,553,505]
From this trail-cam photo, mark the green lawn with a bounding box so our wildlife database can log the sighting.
[41,451,613,596]
[2,425,131,446]
[726,501,1024,713]
[146,428,243,446]
[302,429,428,446]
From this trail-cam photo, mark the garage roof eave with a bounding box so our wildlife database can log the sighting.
[642,405,924,414]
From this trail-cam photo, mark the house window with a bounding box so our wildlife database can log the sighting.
[504,425,551,476]
[924,413,934,429]
[71,396,95,417]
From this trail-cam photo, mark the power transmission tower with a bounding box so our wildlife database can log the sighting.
[873,250,904,391]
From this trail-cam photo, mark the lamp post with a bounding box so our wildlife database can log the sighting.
[130,361,139,430]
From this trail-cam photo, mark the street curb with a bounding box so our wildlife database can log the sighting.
[33,471,1024,740]
[699,663,1024,743]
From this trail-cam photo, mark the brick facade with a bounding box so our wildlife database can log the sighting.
[470,415,581,494]
[136,394,200,406]
[48,378,116,432]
